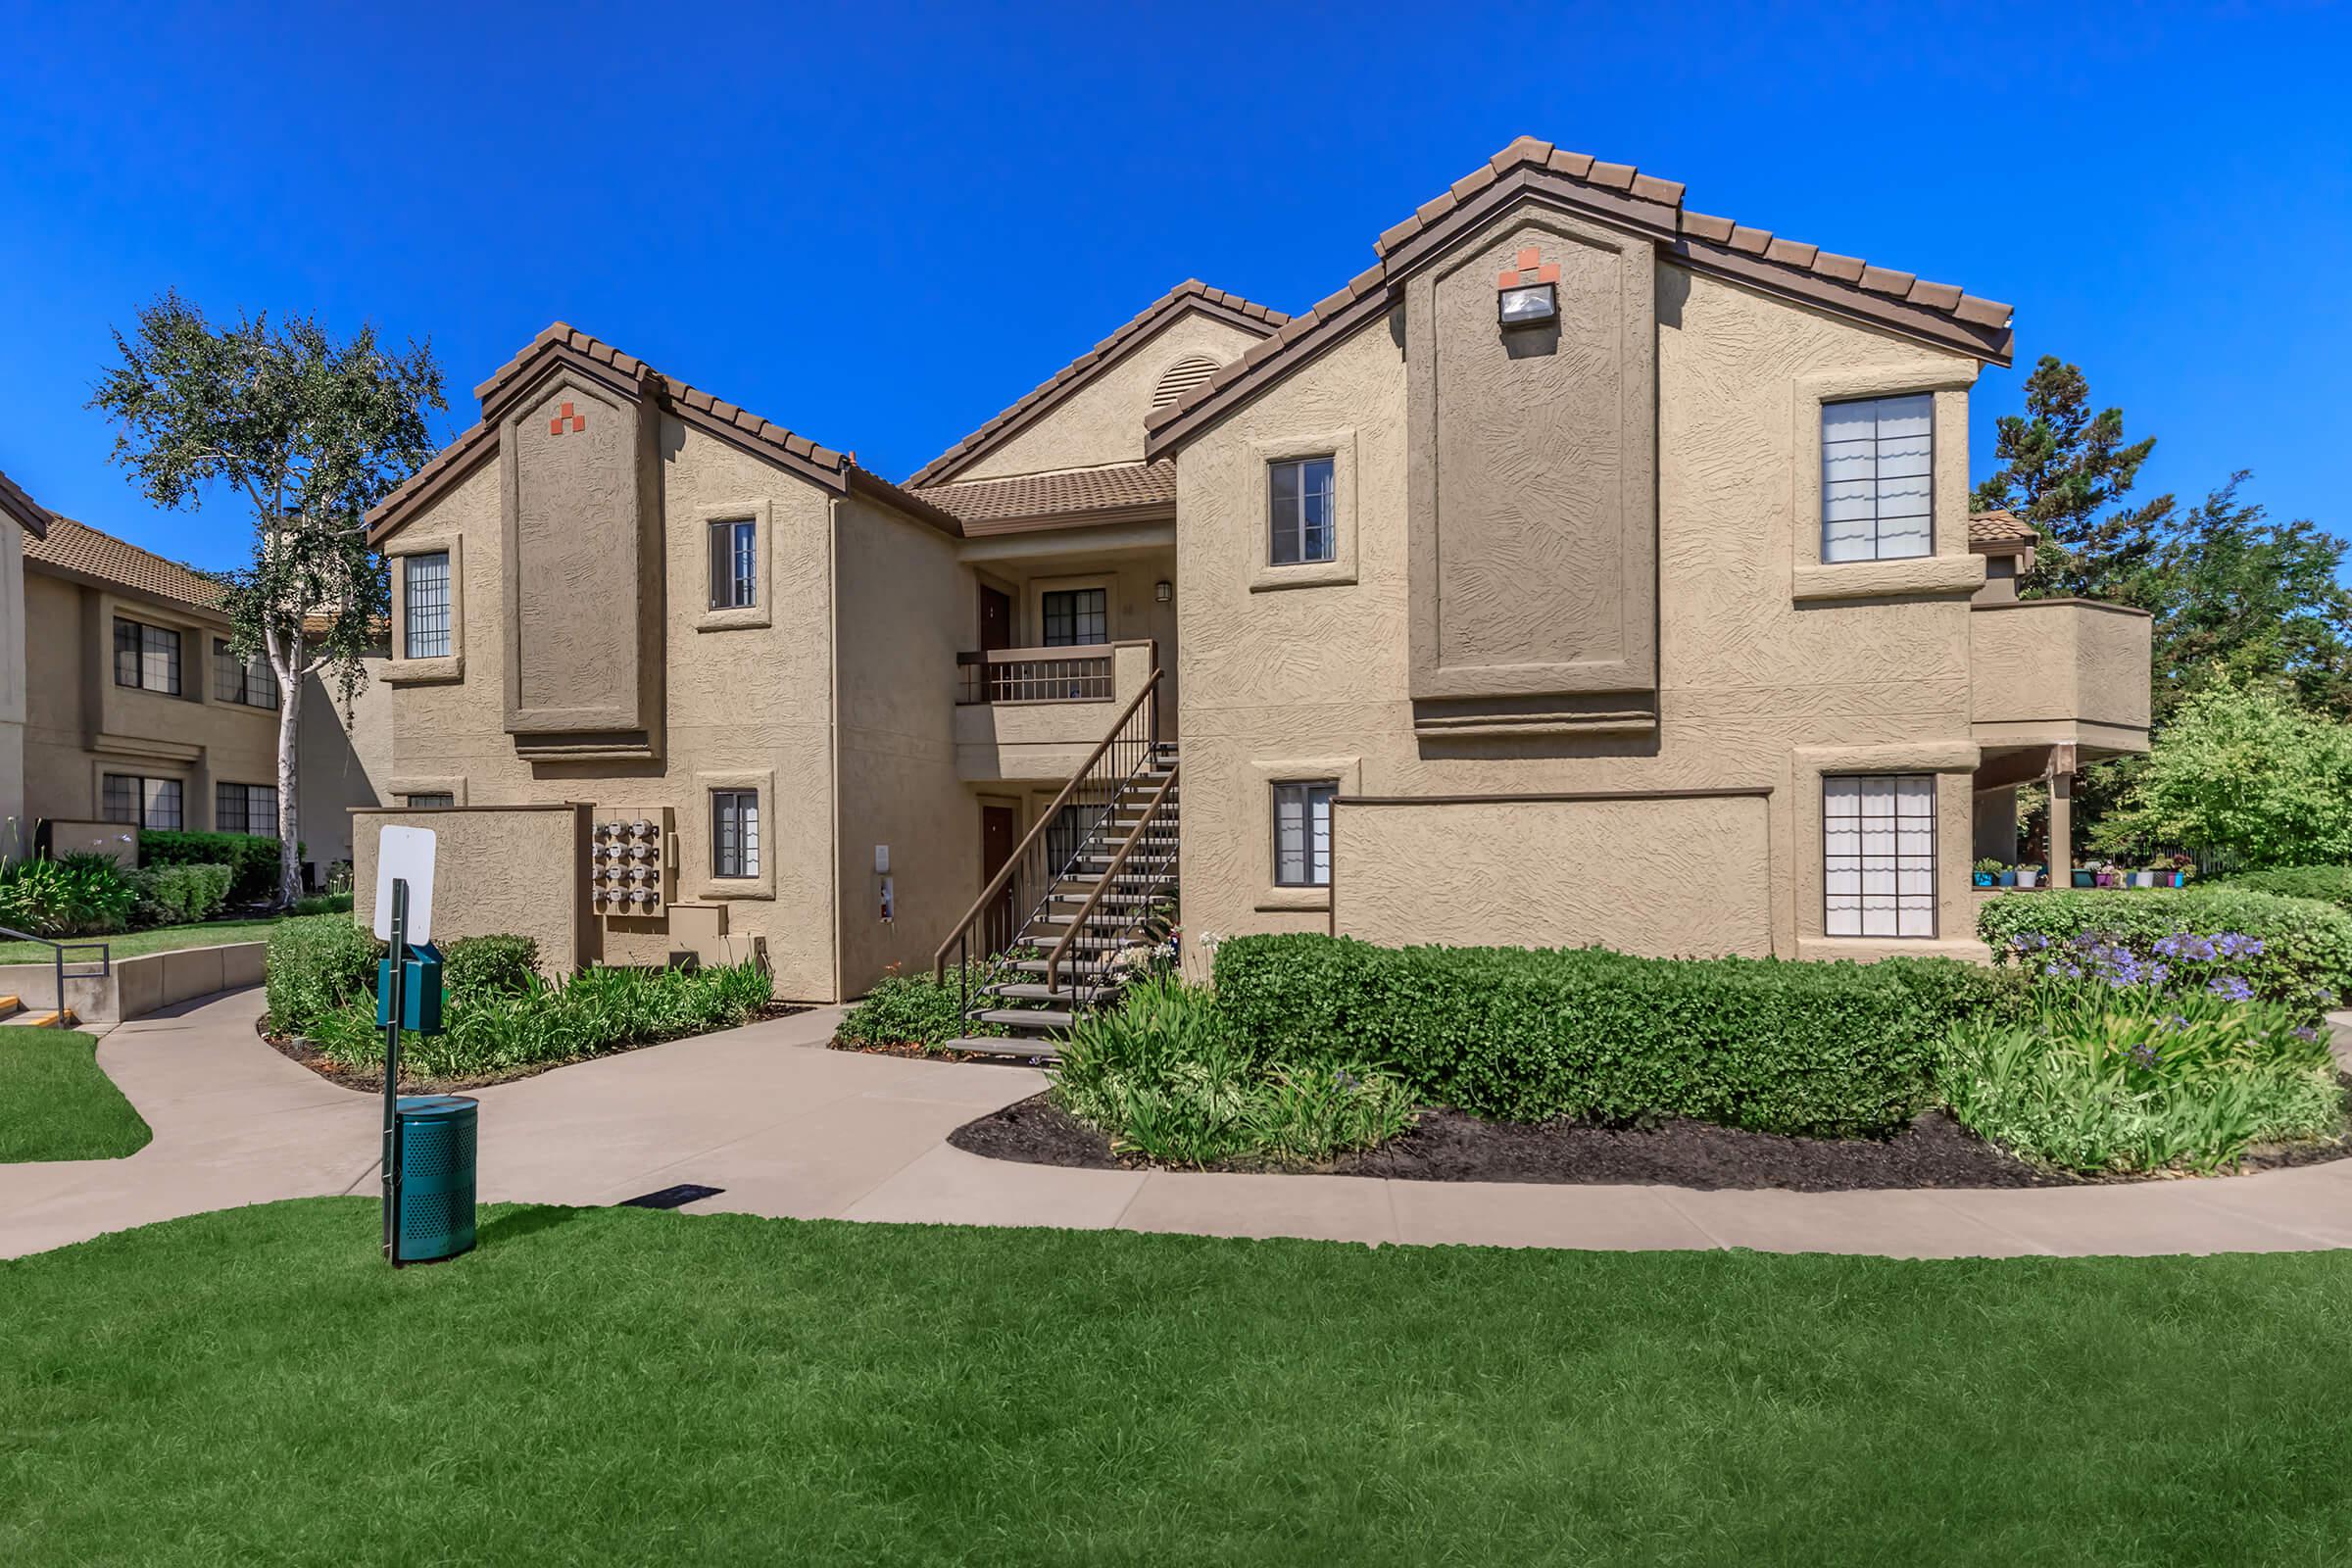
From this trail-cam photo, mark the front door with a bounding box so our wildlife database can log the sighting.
[981,804,1017,954]
[979,585,1013,653]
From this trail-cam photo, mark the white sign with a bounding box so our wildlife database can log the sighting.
[372,825,439,944]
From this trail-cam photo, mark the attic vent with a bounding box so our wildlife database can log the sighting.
[1150,356,1221,410]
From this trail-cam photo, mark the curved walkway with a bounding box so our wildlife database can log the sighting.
[5,987,2352,1261]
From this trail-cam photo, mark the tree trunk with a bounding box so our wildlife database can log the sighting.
[273,652,304,908]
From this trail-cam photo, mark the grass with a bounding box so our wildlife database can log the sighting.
[5,1200,2352,1564]
[0,1028,150,1160]
[0,917,281,965]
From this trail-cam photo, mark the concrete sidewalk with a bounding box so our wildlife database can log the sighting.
[6,987,2352,1261]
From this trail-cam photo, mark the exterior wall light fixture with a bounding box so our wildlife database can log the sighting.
[1495,247,1561,329]
[1154,580,1172,603]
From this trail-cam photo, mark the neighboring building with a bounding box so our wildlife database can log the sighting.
[15,514,388,884]
[0,467,53,838]
[359,135,2150,1009]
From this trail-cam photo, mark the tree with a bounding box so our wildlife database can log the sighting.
[2089,678,2352,870]
[90,292,445,905]
[1971,355,2173,603]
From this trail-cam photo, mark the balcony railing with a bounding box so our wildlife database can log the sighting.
[956,646,1115,706]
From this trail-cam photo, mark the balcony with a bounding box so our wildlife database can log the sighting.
[1971,598,2152,757]
[955,639,1158,781]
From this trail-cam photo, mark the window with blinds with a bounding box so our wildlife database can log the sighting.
[113,617,182,694]
[103,773,184,830]
[708,517,758,610]
[1269,457,1336,565]
[403,552,452,659]
[712,790,760,878]
[214,640,279,709]
[1822,394,1933,563]
[1823,775,1936,938]
[1041,588,1107,647]
[215,782,279,835]
[1273,779,1338,888]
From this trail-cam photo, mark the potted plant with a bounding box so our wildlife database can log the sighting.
[1972,858,2002,888]
[2167,853,2196,888]
[2094,862,2120,888]
[2073,865,2096,887]
[2016,863,2042,889]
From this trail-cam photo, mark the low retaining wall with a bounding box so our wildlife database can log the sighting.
[0,940,266,1023]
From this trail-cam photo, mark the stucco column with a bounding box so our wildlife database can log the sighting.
[2048,771,2073,887]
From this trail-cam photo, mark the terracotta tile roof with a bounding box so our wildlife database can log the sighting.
[1147,135,2014,457]
[1969,509,2038,551]
[23,516,230,615]
[906,280,1288,487]
[0,466,53,539]
[368,323,961,542]
[920,460,1176,530]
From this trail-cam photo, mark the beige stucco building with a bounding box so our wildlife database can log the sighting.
[360,136,2148,1010]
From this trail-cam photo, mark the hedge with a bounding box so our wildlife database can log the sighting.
[1210,934,2008,1138]
[2214,866,2352,913]
[127,862,232,926]
[141,830,284,904]
[265,915,384,1035]
[1977,887,2352,1015]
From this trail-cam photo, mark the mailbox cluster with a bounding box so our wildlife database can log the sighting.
[590,810,673,919]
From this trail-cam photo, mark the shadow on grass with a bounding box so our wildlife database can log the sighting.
[476,1204,593,1247]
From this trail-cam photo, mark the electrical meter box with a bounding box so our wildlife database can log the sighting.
[589,807,676,924]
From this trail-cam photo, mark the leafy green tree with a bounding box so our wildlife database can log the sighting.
[90,292,444,905]
[1972,355,2173,602]
[2090,679,2352,870]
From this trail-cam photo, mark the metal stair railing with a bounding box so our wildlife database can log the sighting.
[933,667,1163,1019]
[1046,760,1178,993]
[0,924,112,1028]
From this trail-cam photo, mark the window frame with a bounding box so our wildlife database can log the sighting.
[710,789,761,880]
[401,792,457,810]
[1270,778,1339,889]
[1819,393,1936,565]
[215,781,280,836]
[401,550,454,660]
[1821,773,1937,940]
[1267,455,1338,567]
[1039,586,1109,648]
[112,616,183,696]
[212,638,280,710]
[707,516,759,611]
[103,772,185,830]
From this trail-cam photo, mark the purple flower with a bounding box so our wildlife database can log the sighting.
[2206,975,2255,1002]
[2130,1042,2161,1069]
[2293,1026,2323,1045]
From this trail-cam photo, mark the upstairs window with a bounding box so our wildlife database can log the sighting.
[215,782,279,836]
[1823,775,1936,938]
[1272,779,1338,888]
[1822,394,1933,563]
[712,790,760,879]
[103,773,183,830]
[214,639,279,709]
[1269,457,1336,565]
[113,617,181,695]
[708,517,758,610]
[1041,587,1107,647]
[403,552,452,659]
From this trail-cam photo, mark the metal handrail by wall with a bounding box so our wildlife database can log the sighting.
[1045,760,1179,992]
[0,924,113,1028]
[933,668,1163,1012]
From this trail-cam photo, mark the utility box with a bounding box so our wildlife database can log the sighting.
[376,942,445,1033]
[394,1095,477,1262]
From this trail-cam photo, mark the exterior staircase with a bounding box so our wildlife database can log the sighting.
[942,740,1178,1060]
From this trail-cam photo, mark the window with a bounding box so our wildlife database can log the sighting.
[214,639,279,709]
[102,773,183,830]
[708,517,758,610]
[712,790,760,879]
[1040,587,1107,647]
[403,552,452,659]
[1823,775,1936,938]
[113,617,182,694]
[1272,780,1338,888]
[1822,395,1933,563]
[1269,457,1336,565]
[403,792,456,809]
[215,782,279,836]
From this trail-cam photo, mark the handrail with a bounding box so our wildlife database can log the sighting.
[0,923,112,1029]
[1046,760,1178,992]
[933,667,1161,979]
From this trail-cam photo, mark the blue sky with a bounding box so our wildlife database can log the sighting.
[2,1,2346,571]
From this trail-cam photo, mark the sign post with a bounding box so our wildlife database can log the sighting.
[373,827,438,1267]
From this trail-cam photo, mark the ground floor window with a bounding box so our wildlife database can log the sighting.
[1273,779,1338,887]
[1823,774,1936,937]
[712,790,760,879]
[102,773,183,830]
[402,792,456,809]
[215,782,279,835]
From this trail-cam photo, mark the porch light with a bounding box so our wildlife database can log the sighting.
[1497,282,1557,328]
[1154,580,1172,603]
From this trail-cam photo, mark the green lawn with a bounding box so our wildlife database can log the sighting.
[4,1200,2349,1564]
[0,917,281,965]
[0,1028,151,1161]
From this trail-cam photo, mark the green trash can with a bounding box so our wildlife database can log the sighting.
[395,1095,477,1263]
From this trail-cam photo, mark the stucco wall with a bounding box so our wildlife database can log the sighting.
[378,418,846,1000]
[1333,794,1774,956]
[0,515,24,829]
[352,805,589,975]
[1173,259,1989,962]
[958,312,1265,481]
[1971,599,2153,753]
[296,657,391,876]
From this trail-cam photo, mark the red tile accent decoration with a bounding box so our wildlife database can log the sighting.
[1516,246,1541,270]
[548,400,587,436]
[1494,269,1520,289]
[1537,262,1560,284]
[549,416,564,435]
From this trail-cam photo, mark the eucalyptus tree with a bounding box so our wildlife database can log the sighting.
[91,291,444,904]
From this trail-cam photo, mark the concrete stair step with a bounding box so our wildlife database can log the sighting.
[5,1006,77,1028]
[989,981,1121,1004]
[968,1006,1076,1032]
[939,1035,1063,1060]
[0,995,18,1020]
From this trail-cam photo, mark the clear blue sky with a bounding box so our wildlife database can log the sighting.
[3,1,2346,572]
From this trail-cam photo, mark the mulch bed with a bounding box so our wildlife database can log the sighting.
[259,1004,808,1096]
[949,1091,2352,1191]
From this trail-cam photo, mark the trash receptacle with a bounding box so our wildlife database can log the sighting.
[395,1095,477,1262]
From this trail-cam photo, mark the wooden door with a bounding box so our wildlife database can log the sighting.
[979,585,1013,652]
[981,804,1017,954]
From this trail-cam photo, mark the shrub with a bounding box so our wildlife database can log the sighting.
[266,914,384,1035]
[1979,888,2352,1017]
[837,963,1007,1050]
[1212,934,2013,1138]
[440,934,540,1004]
[2217,866,2352,912]
[127,862,232,926]
[292,891,354,917]
[0,853,138,938]
[1938,984,2345,1174]
[140,829,283,904]
[1052,974,1414,1167]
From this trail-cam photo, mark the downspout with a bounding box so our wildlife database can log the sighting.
[826,496,844,1004]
